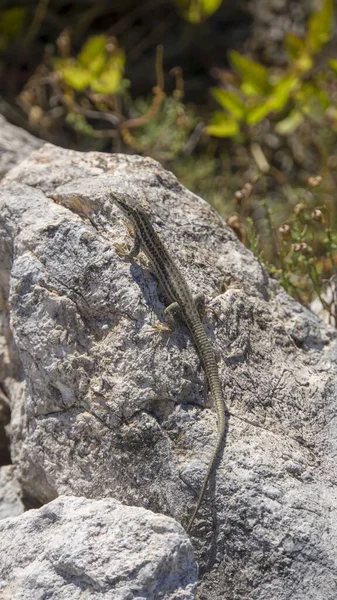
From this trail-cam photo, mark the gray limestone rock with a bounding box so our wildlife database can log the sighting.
[0,114,40,478]
[0,495,197,599]
[0,115,43,180]
[0,465,24,520]
[0,143,337,598]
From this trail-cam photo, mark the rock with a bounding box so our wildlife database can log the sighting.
[0,115,43,180]
[0,465,24,519]
[310,278,337,328]
[0,115,40,472]
[1,143,337,598]
[0,495,197,599]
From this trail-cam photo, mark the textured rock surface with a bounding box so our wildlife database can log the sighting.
[1,143,337,598]
[0,495,197,599]
[0,115,43,180]
[0,465,24,519]
[0,115,42,516]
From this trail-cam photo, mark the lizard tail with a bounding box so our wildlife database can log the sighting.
[186,423,225,533]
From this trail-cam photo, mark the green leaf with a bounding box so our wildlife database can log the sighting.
[295,53,314,73]
[206,112,239,137]
[202,0,223,14]
[246,76,298,125]
[267,75,299,111]
[285,33,305,59]
[78,35,107,68]
[175,0,222,23]
[229,50,270,96]
[212,89,245,120]
[92,51,125,94]
[284,34,313,71]
[307,0,334,54]
[246,102,272,126]
[275,110,304,135]
[57,63,91,91]
[55,38,126,95]
[87,53,106,77]
[329,58,337,75]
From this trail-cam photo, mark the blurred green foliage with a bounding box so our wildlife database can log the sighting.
[174,0,223,23]
[243,176,337,320]
[0,6,26,53]
[131,95,198,161]
[208,0,334,138]
[54,35,128,94]
[0,0,336,321]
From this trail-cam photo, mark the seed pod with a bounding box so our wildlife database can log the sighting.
[243,182,253,197]
[308,176,322,187]
[234,190,244,203]
[278,223,291,238]
[227,215,244,241]
[28,106,43,127]
[311,208,325,223]
[300,242,309,255]
[227,215,241,229]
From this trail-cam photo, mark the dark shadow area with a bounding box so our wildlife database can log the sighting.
[0,391,11,467]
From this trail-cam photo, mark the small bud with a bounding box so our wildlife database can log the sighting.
[243,182,253,197]
[56,28,71,57]
[227,215,241,228]
[106,38,117,54]
[234,190,244,202]
[278,223,291,238]
[227,215,244,242]
[311,208,325,223]
[292,242,310,255]
[308,175,322,187]
[21,89,35,105]
[300,242,309,255]
[28,106,43,127]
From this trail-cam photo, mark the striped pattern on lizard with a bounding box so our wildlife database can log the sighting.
[111,194,226,532]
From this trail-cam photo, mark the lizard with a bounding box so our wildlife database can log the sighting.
[111,193,226,532]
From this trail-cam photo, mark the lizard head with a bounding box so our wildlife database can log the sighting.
[111,194,150,226]
[112,196,135,219]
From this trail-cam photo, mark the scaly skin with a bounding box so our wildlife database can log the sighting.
[112,195,226,532]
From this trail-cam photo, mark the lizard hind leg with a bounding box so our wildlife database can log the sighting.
[144,301,182,338]
[144,303,181,337]
[164,301,181,329]
[194,293,206,318]
[128,230,142,258]
[195,293,219,322]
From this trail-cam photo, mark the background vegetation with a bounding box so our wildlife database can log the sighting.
[1,0,337,323]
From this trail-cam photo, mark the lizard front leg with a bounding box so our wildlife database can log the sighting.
[145,301,181,335]
[128,229,142,258]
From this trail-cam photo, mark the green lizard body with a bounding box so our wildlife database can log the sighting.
[112,195,225,532]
